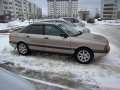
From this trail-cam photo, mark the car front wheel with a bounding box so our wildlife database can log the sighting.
[74,48,94,64]
[17,43,30,55]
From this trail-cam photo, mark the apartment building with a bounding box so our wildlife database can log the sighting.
[29,1,42,19]
[117,0,120,19]
[47,0,78,18]
[101,0,120,19]
[0,0,13,20]
[0,0,42,20]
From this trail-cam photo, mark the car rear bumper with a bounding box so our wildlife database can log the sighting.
[9,41,17,48]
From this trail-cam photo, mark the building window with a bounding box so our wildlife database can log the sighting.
[9,2,12,5]
[103,12,113,14]
[104,8,113,10]
[104,4,114,7]
[10,7,13,9]
[4,6,8,9]
[3,1,8,4]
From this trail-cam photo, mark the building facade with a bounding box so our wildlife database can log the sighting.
[47,0,78,18]
[0,0,42,20]
[78,10,89,21]
[101,0,120,19]
[0,0,14,20]
[28,1,42,19]
[117,0,120,19]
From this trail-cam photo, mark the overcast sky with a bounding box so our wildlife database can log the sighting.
[28,0,102,16]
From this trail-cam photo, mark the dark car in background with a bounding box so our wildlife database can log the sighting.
[87,18,95,23]
[0,20,8,23]
[98,18,102,21]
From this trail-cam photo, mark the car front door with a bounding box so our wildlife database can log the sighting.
[43,25,71,54]
[24,25,44,51]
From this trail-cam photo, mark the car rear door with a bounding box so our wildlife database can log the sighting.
[43,24,71,54]
[24,25,44,51]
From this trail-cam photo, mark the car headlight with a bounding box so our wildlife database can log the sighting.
[104,45,110,52]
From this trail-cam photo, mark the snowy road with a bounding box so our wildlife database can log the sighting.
[0,24,120,90]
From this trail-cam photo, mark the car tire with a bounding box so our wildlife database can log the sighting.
[74,48,94,64]
[17,42,30,55]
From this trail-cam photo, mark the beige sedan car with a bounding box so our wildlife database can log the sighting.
[9,23,110,64]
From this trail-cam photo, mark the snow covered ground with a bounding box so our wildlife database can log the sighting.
[95,19,120,26]
[0,23,120,89]
[0,19,31,31]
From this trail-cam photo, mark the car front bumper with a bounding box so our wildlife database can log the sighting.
[94,46,110,58]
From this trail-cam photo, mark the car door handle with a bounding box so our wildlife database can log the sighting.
[45,37,49,39]
[26,36,30,38]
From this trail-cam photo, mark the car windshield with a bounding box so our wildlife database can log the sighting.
[74,18,79,23]
[58,23,82,37]
[65,20,76,27]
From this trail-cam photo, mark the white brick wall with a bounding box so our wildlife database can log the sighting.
[0,0,42,20]
[47,0,78,17]
[101,0,120,19]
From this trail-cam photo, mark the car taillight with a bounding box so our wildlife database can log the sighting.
[9,34,14,41]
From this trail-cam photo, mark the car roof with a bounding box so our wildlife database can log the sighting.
[40,19,65,22]
[30,22,61,26]
[61,17,76,19]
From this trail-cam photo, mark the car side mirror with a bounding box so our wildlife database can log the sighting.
[60,33,68,38]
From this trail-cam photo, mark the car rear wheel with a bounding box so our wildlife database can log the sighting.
[74,48,94,64]
[17,43,30,55]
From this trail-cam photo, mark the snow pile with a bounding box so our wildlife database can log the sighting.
[0,19,30,31]
[9,19,29,27]
[95,19,120,26]
[0,23,11,30]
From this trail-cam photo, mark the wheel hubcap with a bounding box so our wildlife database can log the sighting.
[77,50,90,62]
[18,44,27,54]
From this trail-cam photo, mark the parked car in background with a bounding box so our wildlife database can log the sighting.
[60,17,85,27]
[0,67,36,90]
[87,18,95,23]
[98,18,102,21]
[40,19,90,33]
[0,20,8,23]
[9,22,110,64]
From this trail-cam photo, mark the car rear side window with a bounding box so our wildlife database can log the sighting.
[27,25,43,35]
[64,18,74,23]
[45,25,62,36]
[42,21,55,22]
[21,26,30,33]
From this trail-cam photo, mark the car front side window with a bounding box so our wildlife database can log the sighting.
[45,25,63,36]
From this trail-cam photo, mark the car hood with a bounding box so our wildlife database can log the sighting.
[74,26,83,31]
[77,33,109,45]
[74,27,90,33]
